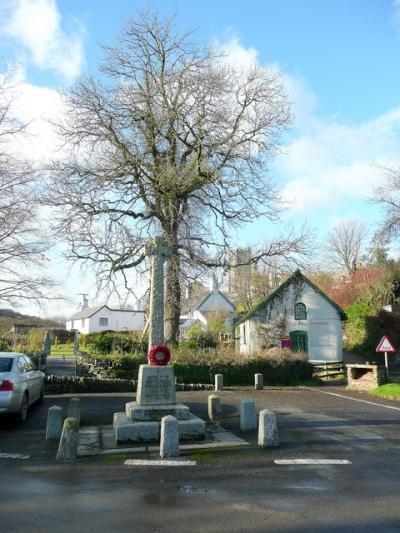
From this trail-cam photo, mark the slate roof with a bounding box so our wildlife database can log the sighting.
[68,305,145,320]
[195,290,235,312]
[68,305,107,320]
[236,270,347,326]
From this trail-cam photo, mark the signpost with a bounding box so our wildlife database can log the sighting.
[376,336,396,379]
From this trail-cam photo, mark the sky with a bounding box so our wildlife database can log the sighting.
[1,0,400,317]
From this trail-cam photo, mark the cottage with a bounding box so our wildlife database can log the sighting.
[65,304,146,334]
[237,270,346,362]
[180,277,236,336]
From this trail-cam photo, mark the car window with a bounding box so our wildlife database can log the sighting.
[0,358,13,372]
[18,357,27,373]
[23,356,35,371]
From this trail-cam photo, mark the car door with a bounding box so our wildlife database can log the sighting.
[24,356,42,401]
[19,356,37,404]
[25,356,43,399]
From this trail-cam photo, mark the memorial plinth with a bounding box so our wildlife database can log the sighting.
[113,364,206,443]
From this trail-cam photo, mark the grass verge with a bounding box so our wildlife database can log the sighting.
[369,383,400,400]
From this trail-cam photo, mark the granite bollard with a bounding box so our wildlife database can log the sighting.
[57,417,79,460]
[255,373,263,390]
[215,374,223,391]
[258,409,279,448]
[68,398,81,426]
[46,405,63,440]
[160,415,179,458]
[240,399,257,431]
[208,394,222,422]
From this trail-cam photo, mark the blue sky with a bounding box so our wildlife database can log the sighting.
[1,0,400,315]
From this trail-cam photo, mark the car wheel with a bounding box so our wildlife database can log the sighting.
[18,394,28,422]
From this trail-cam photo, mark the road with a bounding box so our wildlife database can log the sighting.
[46,356,77,377]
[1,386,400,532]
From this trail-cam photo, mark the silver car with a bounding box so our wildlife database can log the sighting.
[0,352,45,421]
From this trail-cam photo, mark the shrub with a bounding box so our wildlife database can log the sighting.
[181,324,216,348]
[82,331,147,355]
[0,337,11,351]
[28,350,48,370]
[344,301,400,358]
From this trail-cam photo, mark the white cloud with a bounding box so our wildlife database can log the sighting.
[279,109,400,213]
[217,38,400,215]
[2,0,84,80]
[2,66,65,162]
[219,36,259,69]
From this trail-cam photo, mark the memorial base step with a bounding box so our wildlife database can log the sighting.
[125,402,191,421]
[113,412,206,443]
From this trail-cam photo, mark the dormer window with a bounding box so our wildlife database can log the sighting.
[294,302,307,320]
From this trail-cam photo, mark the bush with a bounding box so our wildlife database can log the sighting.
[28,350,48,370]
[82,331,147,355]
[344,301,400,358]
[0,337,11,351]
[181,324,216,349]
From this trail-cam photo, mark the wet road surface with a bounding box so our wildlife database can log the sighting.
[1,386,400,532]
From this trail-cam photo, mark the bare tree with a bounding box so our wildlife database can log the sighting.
[326,220,366,275]
[46,11,311,341]
[0,73,55,306]
[373,167,400,241]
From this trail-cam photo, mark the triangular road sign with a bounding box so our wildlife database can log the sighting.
[376,335,396,353]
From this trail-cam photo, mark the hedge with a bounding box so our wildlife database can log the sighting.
[77,352,313,385]
[44,375,214,394]
[172,358,313,386]
[45,375,135,394]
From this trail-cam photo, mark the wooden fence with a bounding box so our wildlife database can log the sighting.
[312,361,346,381]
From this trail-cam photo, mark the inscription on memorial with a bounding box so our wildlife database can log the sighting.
[144,375,173,402]
[136,365,177,406]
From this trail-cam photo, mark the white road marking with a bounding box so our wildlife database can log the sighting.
[0,453,30,460]
[124,459,197,466]
[305,387,400,412]
[275,459,351,465]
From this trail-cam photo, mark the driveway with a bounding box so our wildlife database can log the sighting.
[1,386,400,532]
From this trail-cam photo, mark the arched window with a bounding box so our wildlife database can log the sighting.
[294,302,307,320]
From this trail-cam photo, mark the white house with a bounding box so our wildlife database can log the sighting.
[237,270,346,362]
[65,305,146,334]
[180,277,236,336]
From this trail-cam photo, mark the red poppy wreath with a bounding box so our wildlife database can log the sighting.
[148,343,171,366]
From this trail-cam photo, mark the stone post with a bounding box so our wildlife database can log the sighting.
[215,374,223,391]
[258,409,279,448]
[160,415,179,458]
[208,394,222,422]
[240,399,257,431]
[68,398,81,426]
[255,373,263,390]
[57,417,79,460]
[46,405,63,440]
[145,237,173,350]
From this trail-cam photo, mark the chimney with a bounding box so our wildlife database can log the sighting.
[210,274,219,292]
[81,294,89,310]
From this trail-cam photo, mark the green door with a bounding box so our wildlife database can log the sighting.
[290,330,308,353]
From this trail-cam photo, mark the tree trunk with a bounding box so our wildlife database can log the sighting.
[165,252,181,343]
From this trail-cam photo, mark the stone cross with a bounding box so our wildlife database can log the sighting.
[145,236,173,350]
